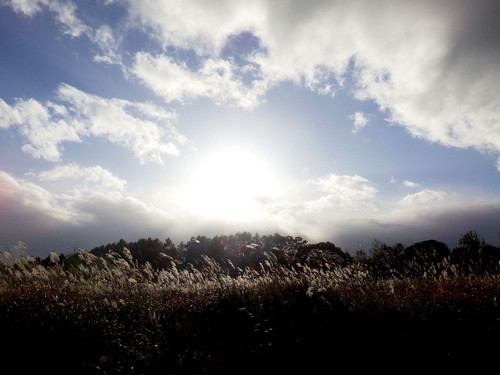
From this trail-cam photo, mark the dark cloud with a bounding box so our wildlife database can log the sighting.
[327,201,500,251]
[0,171,173,256]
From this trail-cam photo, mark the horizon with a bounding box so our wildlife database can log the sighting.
[4,228,492,258]
[1,0,499,256]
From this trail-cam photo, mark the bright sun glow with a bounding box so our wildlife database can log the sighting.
[185,147,279,222]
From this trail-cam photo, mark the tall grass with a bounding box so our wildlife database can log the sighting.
[0,241,498,374]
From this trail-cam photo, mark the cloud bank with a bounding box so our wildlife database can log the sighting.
[0,167,173,254]
[1,166,499,255]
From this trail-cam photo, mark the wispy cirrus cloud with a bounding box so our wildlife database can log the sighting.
[2,0,122,64]
[0,84,186,163]
[3,0,89,37]
[92,24,122,65]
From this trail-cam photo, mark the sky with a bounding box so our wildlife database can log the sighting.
[1,0,499,256]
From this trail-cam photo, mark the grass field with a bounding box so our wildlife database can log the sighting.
[0,233,498,374]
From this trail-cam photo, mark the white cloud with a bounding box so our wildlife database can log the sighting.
[5,1,498,156]
[306,174,378,211]
[34,163,127,191]
[3,0,123,64]
[0,98,18,128]
[0,84,185,163]
[3,0,44,17]
[92,25,121,65]
[349,112,370,134]
[0,98,82,161]
[4,0,90,37]
[403,180,420,189]
[57,84,185,163]
[132,53,266,109]
[311,174,378,199]
[10,0,497,156]
[126,0,262,55]
[47,0,89,37]
[398,189,448,207]
[122,0,500,163]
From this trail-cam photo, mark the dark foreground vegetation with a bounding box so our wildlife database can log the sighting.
[0,230,498,374]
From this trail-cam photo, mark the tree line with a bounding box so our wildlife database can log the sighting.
[32,230,498,277]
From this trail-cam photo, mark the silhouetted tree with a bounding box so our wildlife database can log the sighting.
[298,241,351,268]
[185,236,210,262]
[452,230,499,274]
[405,240,449,261]
[365,240,405,277]
[403,240,450,276]
[89,237,180,267]
[163,237,180,259]
[206,235,228,259]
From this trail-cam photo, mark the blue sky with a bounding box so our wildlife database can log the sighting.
[1,0,499,256]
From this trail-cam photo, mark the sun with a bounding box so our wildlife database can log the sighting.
[184,147,278,222]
